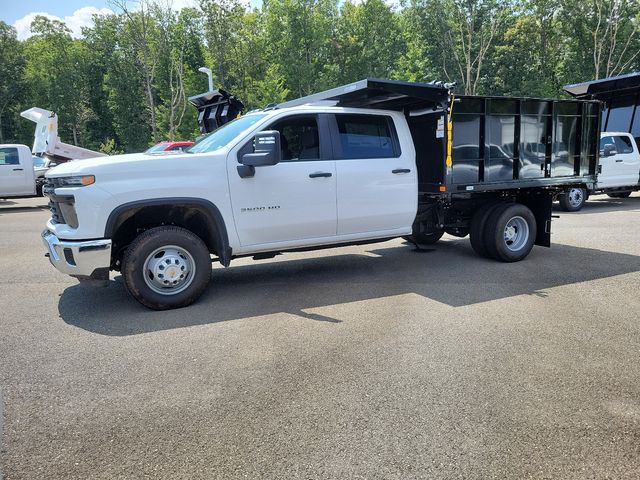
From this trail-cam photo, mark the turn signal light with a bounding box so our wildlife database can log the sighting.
[439,185,446,192]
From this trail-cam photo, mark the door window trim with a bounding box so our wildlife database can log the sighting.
[236,113,333,163]
[327,113,402,160]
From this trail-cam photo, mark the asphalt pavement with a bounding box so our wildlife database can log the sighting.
[1,195,639,479]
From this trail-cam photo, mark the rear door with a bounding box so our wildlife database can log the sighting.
[227,113,337,247]
[0,146,32,196]
[331,113,416,236]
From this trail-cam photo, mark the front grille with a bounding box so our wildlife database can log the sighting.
[48,199,66,224]
[43,178,76,226]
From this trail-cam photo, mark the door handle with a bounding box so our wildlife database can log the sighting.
[615,159,623,162]
[13,168,24,171]
[392,168,411,174]
[309,172,332,178]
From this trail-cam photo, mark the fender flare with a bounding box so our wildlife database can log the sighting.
[104,197,232,266]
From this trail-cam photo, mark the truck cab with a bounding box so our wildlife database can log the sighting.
[557,131,640,210]
[0,145,36,198]
[598,132,640,189]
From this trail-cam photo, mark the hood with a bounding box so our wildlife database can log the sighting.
[45,152,194,177]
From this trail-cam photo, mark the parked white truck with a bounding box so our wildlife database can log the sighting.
[41,79,602,310]
[557,131,640,211]
[0,108,105,198]
[0,145,39,197]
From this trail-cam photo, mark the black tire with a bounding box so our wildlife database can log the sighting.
[607,191,632,198]
[122,226,211,310]
[36,182,44,197]
[469,202,501,258]
[483,203,537,262]
[558,187,586,212]
[406,230,444,246]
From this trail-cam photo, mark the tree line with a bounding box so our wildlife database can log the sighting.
[0,0,638,153]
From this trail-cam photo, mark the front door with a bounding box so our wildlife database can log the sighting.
[227,114,337,247]
[0,147,30,196]
[599,135,640,188]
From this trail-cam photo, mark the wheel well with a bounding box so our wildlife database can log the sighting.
[108,203,229,269]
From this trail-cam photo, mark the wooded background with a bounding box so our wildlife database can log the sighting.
[1,0,638,153]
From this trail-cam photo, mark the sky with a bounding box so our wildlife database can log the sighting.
[0,0,200,40]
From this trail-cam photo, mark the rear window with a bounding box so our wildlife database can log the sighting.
[0,147,19,165]
[335,114,399,159]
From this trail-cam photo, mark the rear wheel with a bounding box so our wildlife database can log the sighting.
[483,203,537,262]
[469,202,500,258]
[122,226,211,310]
[558,187,586,211]
[607,191,632,198]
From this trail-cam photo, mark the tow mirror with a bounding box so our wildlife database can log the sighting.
[242,131,281,167]
[603,143,617,157]
[238,131,282,178]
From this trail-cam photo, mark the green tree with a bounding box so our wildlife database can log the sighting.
[0,22,26,143]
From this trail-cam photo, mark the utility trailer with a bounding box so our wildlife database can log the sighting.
[280,78,600,259]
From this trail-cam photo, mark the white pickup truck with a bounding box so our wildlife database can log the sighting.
[557,132,640,211]
[0,145,38,197]
[1,108,106,199]
[41,79,602,310]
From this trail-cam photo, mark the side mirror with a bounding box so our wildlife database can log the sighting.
[603,143,617,157]
[49,162,57,167]
[241,131,282,167]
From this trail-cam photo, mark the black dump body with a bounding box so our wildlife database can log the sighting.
[564,72,640,148]
[414,96,600,194]
[280,78,601,196]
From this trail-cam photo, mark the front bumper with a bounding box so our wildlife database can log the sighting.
[42,230,112,277]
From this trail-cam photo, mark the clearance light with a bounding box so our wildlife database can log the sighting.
[439,185,446,192]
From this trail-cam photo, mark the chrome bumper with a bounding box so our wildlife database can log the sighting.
[42,230,112,277]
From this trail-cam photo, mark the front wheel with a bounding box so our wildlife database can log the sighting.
[607,191,632,198]
[558,187,586,212]
[122,226,212,310]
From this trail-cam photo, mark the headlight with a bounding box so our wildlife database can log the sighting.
[51,175,95,187]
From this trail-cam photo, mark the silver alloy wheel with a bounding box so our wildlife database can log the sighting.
[143,245,196,295]
[568,188,584,208]
[503,216,530,252]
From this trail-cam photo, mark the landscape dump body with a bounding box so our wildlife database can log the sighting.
[280,78,601,248]
[564,71,640,148]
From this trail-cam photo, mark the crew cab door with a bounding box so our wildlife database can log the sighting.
[0,146,34,196]
[227,114,337,247]
[330,113,417,236]
[598,134,640,188]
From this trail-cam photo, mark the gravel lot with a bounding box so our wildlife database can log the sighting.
[1,194,639,479]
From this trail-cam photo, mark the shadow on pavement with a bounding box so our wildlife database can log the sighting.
[58,239,640,336]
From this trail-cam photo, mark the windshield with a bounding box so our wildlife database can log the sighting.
[187,114,268,154]
[32,157,46,167]
[146,144,169,153]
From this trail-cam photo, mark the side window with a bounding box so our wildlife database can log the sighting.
[268,115,320,161]
[614,135,634,154]
[599,136,615,155]
[335,114,399,159]
[0,147,19,166]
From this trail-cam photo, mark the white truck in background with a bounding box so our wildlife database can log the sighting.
[0,108,105,198]
[557,132,640,211]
